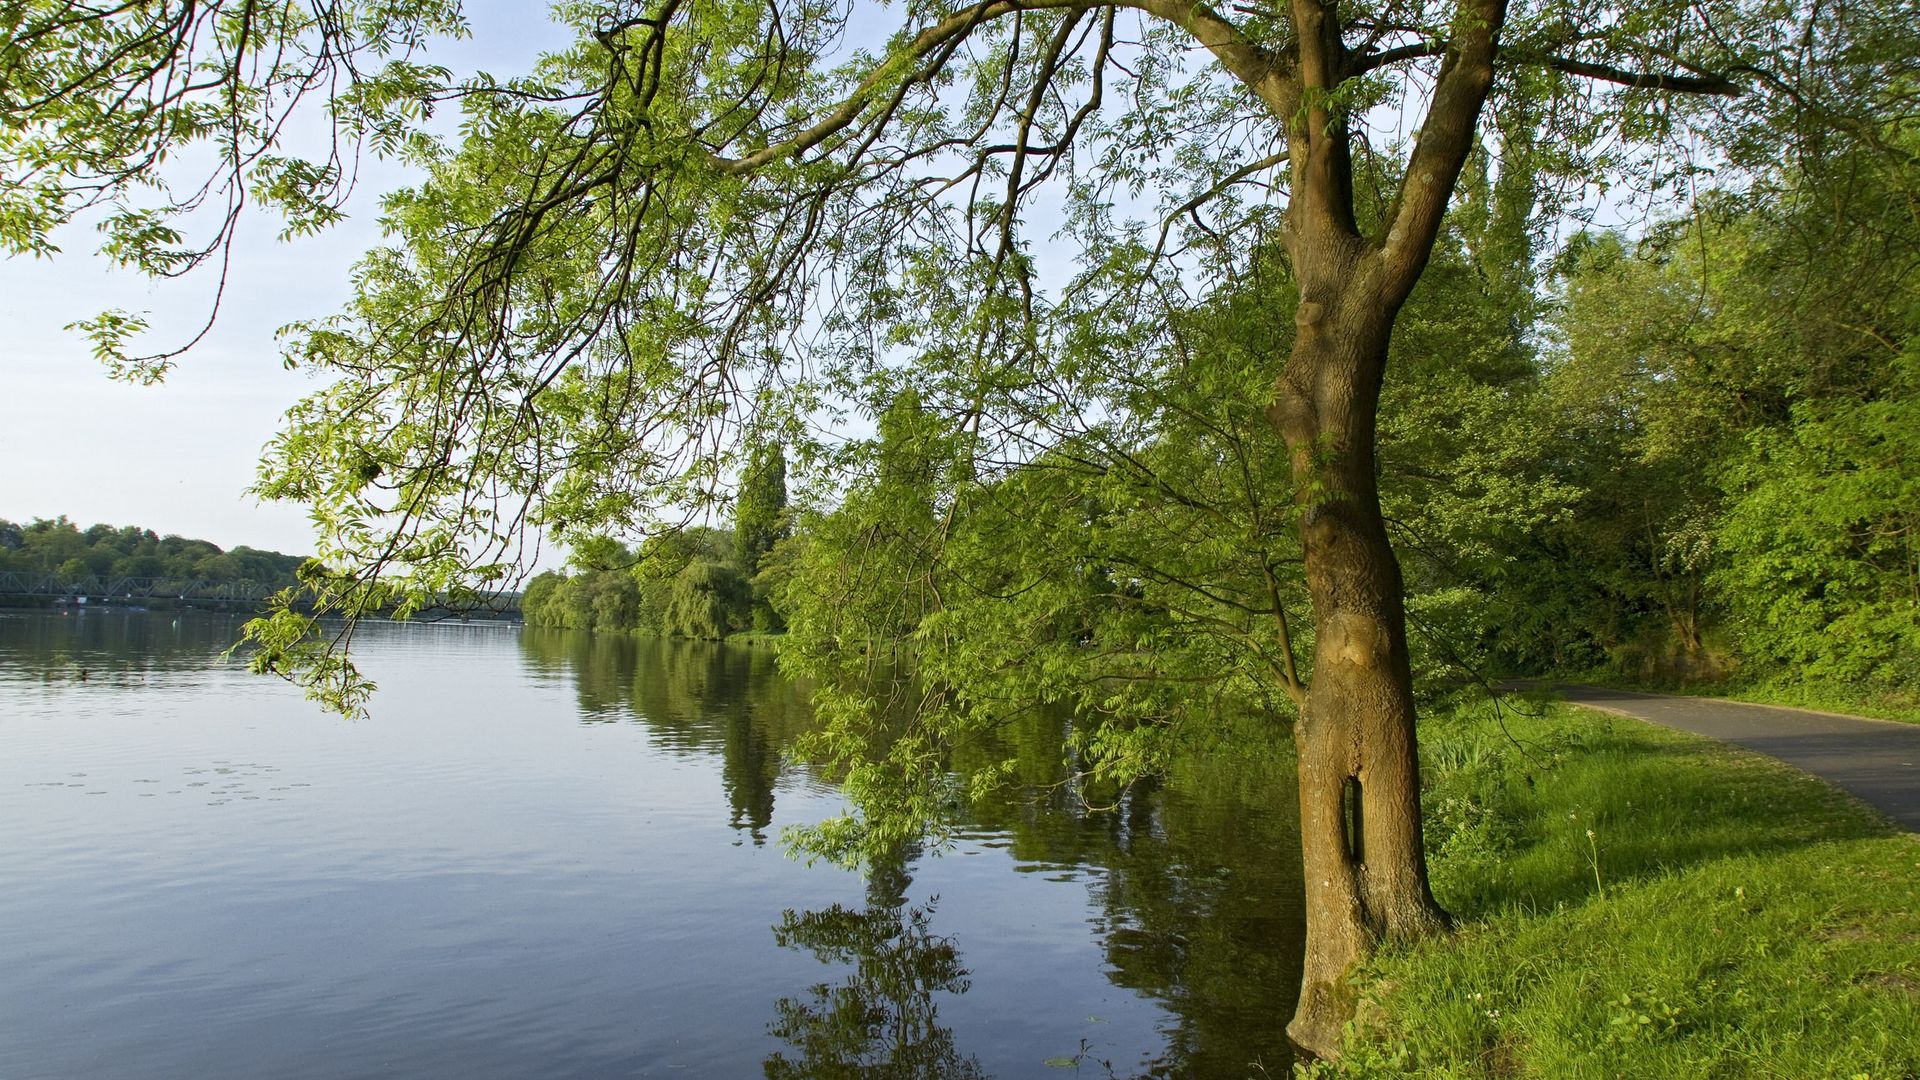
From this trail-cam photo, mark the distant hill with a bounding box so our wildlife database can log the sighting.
[0,516,309,588]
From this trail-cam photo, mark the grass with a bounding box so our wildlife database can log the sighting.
[1559,653,1920,726]
[1304,698,1920,1078]
[1568,666,1920,726]
[1689,680,1920,727]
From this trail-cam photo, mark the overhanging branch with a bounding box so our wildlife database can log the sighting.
[707,0,1093,175]
[1346,39,1744,98]
[1153,149,1290,260]
[1539,55,1741,96]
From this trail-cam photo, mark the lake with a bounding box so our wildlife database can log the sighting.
[0,610,1304,1078]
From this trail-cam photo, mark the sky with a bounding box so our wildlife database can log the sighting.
[0,3,572,557]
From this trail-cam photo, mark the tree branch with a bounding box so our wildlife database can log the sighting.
[1371,0,1507,304]
[1347,39,1743,99]
[1536,54,1741,96]
[708,0,1092,175]
[1120,0,1295,116]
[1153,149,1289,261]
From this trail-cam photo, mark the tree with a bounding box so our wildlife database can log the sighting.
[735,441,791,629]
[1522,112,1920,696]
[1528,229,1738,677]
[14,0,1880,1057]
[735,442,789,577]
[0,516,307,586]
[664,558,752,638]
[246,1,1747,1054]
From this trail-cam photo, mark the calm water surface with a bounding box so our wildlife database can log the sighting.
[0,611,1303,1078]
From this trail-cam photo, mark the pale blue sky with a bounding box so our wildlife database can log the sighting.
[1,3,571,557]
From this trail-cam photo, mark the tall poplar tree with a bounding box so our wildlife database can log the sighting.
[734,442,789,577]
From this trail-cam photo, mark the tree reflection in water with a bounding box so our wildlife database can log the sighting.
[517,630,1303,1074]
[519,630,801,844]
[764,859,987,1080]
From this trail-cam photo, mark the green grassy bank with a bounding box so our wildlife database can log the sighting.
[1305,699,1920,1078]
[1579,667,1920,727]
[1718,681,1920,726]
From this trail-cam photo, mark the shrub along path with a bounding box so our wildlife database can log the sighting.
[1546,684,1920,831]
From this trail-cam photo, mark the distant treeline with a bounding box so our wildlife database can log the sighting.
[0,516,309,589]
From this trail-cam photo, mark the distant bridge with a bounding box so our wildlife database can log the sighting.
[0,572,520,617]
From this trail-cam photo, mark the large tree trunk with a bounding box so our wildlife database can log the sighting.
[1271,277,1450,1058]
[1263,0,1505,1055]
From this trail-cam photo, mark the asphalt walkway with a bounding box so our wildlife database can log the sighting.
[1544,684,1920,831]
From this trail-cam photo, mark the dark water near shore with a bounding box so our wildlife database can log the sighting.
[0,611,1303,1078]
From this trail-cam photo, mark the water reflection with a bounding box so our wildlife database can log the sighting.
[963,716,1306,1077]
[1090,773,1303,1076]
[520,630,807,843]
[0,607,254,687]
[520,628,1305,1077]
[766,855,988,1080]
[0,614,1305,1078]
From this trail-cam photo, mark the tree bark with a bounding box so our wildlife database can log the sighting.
[1271,280,1451,1058]
[1261,0,1506,1057]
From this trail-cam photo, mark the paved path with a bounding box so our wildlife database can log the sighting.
[1544,684,1920,831]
